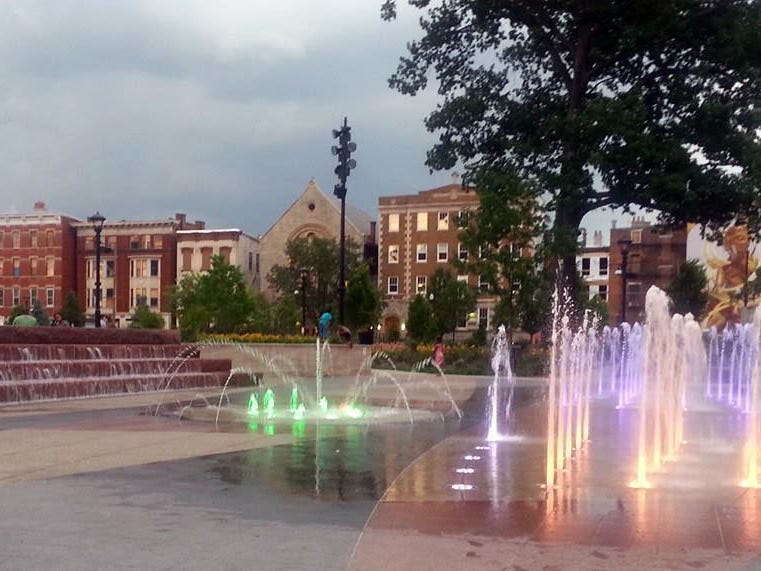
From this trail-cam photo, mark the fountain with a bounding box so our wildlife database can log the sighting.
[486,325,515,441]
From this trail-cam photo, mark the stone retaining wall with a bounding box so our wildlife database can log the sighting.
[0,326,180,345]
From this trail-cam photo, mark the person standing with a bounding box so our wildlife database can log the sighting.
[432,337,445,368]
[318,309,332,341]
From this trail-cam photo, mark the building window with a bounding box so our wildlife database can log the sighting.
[458,210,471,226]
[181,248,193,271]
[388,213,400,233]
[631,229,642,244]
[598,285,608,301]
[387,276,399,295]
[142,235,152,249]
[29,287,38,305]
[457,275,468,284]
[130,287,148,308]
[12,287,20,307]
[255,253,260,273]
[130,236,140,249]
[416,212,428,231]
[200,248,212,271]
[599,257,608,276]
[150,259,160,277]
[130,259,144,278]
[106,260,115,277]
[220,247,232,264]
[416,275,427,294]
[46,230,54,246]
[154,236,163,249]
[86,259,94,279]
[437,211,449,230]
[388,245,399,264]
[581,257,590,276]
[12,232,20,249]
[30,230,38,248]
[46,288,54,308]
[107,235,117,249]
[13,258,20,277]
[46,257,55,277]
[248,252,253,272]
[0,288,4,307]
[105,288,115,309]
[437,243,448,262]
[478,307,489,330]
[458,243,468,261]
[0,258,3,275]
[149,288,159,308]
[416,244,427,262]
[30,257,38,276]
[479,275,490,291]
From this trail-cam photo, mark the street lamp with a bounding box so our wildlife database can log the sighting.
[299,268,308,335]
[332,117,357,326]
[617,239,632,324]
[87,212,106,328]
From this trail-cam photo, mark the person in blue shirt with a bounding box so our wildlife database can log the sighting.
[318,309,332,340]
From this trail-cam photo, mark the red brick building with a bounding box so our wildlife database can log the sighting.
[73,213,204,328]
[0,202,78,324]
[608,218,687,325]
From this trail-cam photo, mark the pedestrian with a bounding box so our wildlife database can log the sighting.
[432,336,445,368]
[318,308,332,341]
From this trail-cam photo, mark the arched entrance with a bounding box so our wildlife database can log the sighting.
[383,315,401,342]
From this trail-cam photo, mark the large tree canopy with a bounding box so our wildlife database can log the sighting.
[383,0,761,288]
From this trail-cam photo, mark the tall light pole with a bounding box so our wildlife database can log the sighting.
[88,212,106,328]
[331,117,357,326]
[300,268,308,335]
[618,239,632,324]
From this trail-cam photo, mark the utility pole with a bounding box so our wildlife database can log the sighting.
[618,239,632,324]
[331,117,357,326]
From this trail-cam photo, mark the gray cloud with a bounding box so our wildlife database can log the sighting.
[0,1,451,232]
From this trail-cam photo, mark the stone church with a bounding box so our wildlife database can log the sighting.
[258,179,376,299]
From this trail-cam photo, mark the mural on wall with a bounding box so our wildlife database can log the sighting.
[687,224,759,329]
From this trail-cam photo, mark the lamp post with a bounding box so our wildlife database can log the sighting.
[87,212,106,328]
[299,268,308,335]
[331,117,357,326]
[618,239,632,324]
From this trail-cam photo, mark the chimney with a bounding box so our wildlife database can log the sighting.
[369,221,377,244]
[611,219,617,229]
[451,171,462,186]
[593,230,603,247]
[579,228,588,247]
[33,201,46,211]
[175,213,187,228]
[194,220,205,230]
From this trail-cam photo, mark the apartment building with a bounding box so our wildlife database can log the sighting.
[0,202,78,324]
[378,183,496,338]
[577,229,609,302]
[608,217,687,325]
[74,213,204,328]
[177,228,261,289]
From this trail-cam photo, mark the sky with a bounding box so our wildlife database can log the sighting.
[0,1,640,241]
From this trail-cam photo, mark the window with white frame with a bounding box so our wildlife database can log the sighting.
[479,275,490,291]
[598,284,608,301]
[416,275,427,294]
[416,244,427,262]
[581,257,591,276]
[29,287,38,305]
[437,243,448,262]
[388,213,399,233]
[478,307,489,329]
[417,212,428,231]
[458,243,468,261]
[149,288,159,308]
[437,211,449,230]
[0,288,4,307]
[387,276,399,295]
[457,275,468,284]
[388,245,400,264]
[599,257,609,276]
[46,288,54,308]
[150,259,159,277]
[46,257,54,276]
[12,287,20,306]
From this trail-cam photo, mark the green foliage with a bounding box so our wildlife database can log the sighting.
[428,269,476,339]
[406,295,437,343]
[268,236,361,328]
[270,296,300,335]
[344,264,382,333]
[30,299,50,326]
[170,255,256,340]
[585,295,610,327]
[383,0,761,291]
[61,291,85,327]
[667,260,709,319]
[129,302,165,329]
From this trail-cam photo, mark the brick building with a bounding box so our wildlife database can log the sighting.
[73,213,204,328]
[0,202,78,324]
[378,183,496,338]
[608,218,687,325]
[177,228,261,289]
[577,229,609,302]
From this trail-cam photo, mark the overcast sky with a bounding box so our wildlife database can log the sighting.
[0,1,636,241]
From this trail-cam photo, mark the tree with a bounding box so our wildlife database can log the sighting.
[268,236,361,327]
[428,269,476,340]
[270,296,300,335]
[667,260,709,319]
[344,264,382,335]
[61,291,85,327]
[30,299,50,326]
[585,295,610,327]
[169,255,256,339]
[406,294,437,343]
[383,1,761,296]
[8,305,28,324]
[129,301,165,329]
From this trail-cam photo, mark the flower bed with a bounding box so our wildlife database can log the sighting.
[200,333,316,344]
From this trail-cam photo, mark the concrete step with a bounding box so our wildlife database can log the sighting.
[0,344,196,361]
